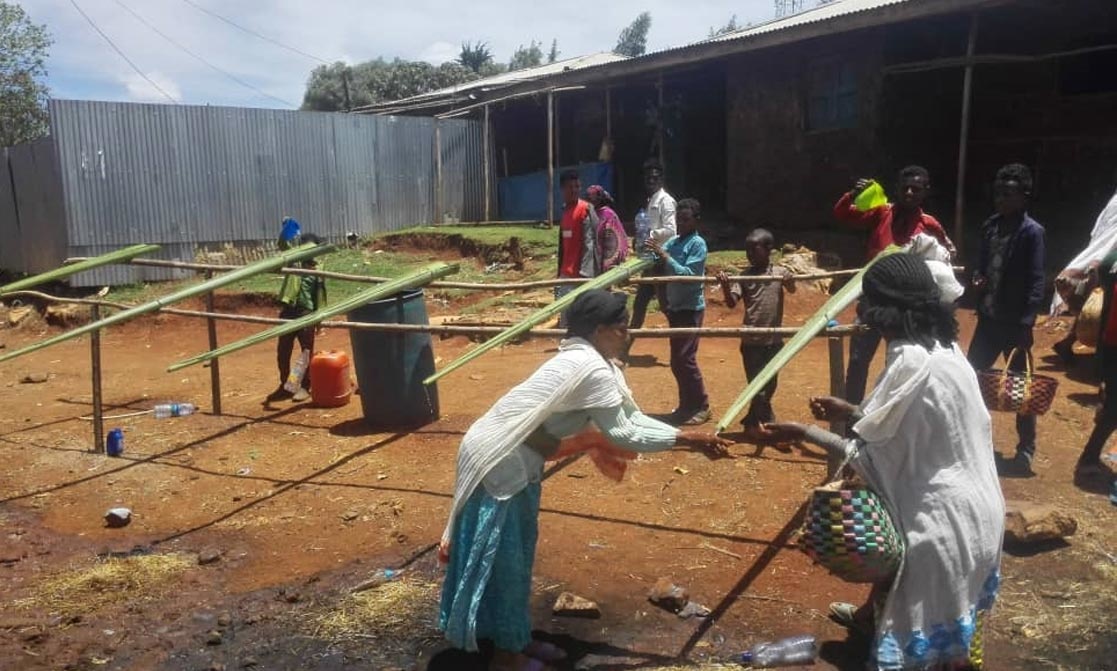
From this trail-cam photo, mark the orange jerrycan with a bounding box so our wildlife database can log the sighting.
[309,350,353,408]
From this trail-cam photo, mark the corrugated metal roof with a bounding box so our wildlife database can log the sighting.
[357,52,627,112]
[704,0,911,45]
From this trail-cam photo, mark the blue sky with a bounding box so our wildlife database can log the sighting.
[20,0,775,109]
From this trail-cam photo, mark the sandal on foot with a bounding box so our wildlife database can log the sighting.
[524,640,567,662]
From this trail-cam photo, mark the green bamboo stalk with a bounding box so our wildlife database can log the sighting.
[167,262,460,372]
[715,247,902,434]
[0,244,161,295]
[424,257,654,386]
[0,243,332,365]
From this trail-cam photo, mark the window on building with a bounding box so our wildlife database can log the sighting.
[806,59,858,131]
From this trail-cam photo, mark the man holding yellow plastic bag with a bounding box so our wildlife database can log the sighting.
[833,166,956,403]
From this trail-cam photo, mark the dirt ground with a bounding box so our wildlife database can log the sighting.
[1,267,1116,671]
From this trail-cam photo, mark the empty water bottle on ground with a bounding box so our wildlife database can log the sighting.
[350,567,404,593]
[284,350,311,393]
[153,403,197,419]
[736,634,818,667]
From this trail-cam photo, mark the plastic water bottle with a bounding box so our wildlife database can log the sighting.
[153,403,197,419]
[351,567,404,593]
[635,209,652,258]
[284,350,310,393]
[736,635,818,667]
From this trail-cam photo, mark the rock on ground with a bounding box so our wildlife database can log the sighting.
[647,577,689,613]
[553,591,601,618]
[1004,500,1078,544]
[103,508,132,528]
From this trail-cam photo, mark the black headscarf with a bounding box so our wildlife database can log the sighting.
[566,290,628,339]
[860,252,958,349]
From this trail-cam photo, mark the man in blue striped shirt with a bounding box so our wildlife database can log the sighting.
[646,198,710,425]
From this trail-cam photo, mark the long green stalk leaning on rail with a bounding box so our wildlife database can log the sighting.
[0,243,332,364]
[424,256,654,386]
[168,262,460,372]
[715,246,902,434]
[0,244,161,295]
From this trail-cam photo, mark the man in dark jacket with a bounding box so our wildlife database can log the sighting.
[968,163,1046,476]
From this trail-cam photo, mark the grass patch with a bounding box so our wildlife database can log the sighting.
[310,579,440,642]
[381,224,558,256]
[13,553,193,616]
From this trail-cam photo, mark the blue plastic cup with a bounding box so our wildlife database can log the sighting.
[106,428,124,457]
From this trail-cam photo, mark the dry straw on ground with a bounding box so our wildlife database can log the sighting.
[12,553,193,616]
[311,579,440,642]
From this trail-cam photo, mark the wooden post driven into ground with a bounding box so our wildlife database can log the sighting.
[483,104,491,222]
[546,90,555,226]
[204,271,222,416]
[827,336,847,477]
[954,12,980,256]
[435,120,444,224]
[90,303,104,454]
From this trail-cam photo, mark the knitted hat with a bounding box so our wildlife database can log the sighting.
[862,252,941,310]
[566,290,628,338]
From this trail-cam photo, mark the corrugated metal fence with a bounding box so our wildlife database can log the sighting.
[2,99,486,286]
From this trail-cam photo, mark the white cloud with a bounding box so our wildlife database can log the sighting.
[418,41,460,66]
[118,71,182,104]
[21,0,776,108]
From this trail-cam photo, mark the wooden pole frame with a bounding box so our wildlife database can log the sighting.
[435,120,444,224]
[483,104,492,222]
[826,336,846,477]
[204,270,222,416]
[90,303,105,454]
[546,90,555,226]
[953,12,980,257]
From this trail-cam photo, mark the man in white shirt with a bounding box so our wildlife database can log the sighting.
[629,159,677,334]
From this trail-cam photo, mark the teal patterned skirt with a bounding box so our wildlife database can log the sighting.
[439,482,542,652]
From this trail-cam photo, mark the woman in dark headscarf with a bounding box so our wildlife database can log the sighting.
[759,253,1005,671]
[440,290,728,671]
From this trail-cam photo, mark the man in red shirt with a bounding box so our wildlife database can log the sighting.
[555,169,598,326]
[834,165,955,403]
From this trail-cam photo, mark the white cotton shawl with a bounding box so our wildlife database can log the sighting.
[851,342,1004,665]
[441,338,631,545]
[1051,189,1117,315]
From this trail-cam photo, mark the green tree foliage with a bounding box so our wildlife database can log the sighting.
[301,59,478,111]
[509,40,543,71]
[708,15,740,37]
[547,38,560,64]
[458,41,494,74]
[0,1,51,147]
[614,11,651,57]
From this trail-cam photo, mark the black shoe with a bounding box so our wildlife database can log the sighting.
[995,452,1034,478]
[266,386,293,403]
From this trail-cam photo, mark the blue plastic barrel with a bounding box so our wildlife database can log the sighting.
[348,290,440,428]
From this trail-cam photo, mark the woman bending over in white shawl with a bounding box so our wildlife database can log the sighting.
[759,253,1005,670]
[439,290,730,671]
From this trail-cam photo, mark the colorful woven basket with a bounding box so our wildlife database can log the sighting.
[799,481,904,584]
[976,348,1058,416]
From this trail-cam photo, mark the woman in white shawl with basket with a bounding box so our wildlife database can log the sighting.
[759,253,1005,670]
[439,290,729,671]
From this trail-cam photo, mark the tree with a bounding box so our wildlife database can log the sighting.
[547,38,560,64]
[457,41,493,74]
[0,1,51,147]
[301,59,478,111]
[614,11,651,57]
[509,41,543,71]
[708,15,740,38]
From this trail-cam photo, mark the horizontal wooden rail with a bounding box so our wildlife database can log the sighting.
[3,290,865,340]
